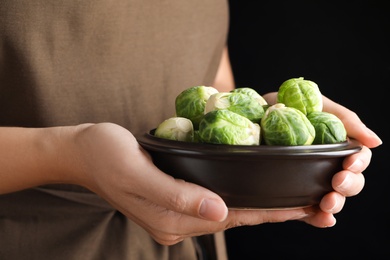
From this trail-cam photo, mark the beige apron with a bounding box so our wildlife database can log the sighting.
[0,1,229,259]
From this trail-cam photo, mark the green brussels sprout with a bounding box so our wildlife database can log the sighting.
[260,103,315,146]
[175,86,219,129]
[230,87,268,106]
[307,111,347,144]
[204,92,265,123]
[277,77,323,115]
[199,109,260,145]
[154,117,194,142]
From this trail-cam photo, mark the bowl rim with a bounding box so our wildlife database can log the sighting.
[136,129,362,158]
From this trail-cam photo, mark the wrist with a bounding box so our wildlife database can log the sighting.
[0,124,93,194]
[44,124,94,187]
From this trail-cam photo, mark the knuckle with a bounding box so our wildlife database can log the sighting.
[168,192,188,213]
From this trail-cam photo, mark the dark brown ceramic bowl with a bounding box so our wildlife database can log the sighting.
[136,130,362,209]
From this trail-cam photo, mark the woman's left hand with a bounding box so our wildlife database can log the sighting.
[260,92,382,227]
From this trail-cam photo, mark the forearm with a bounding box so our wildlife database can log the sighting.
[213,47,235,92]
[0,125,87,194]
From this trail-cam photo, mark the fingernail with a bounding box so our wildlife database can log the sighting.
[366,126,383,144]
[328,196,339,212]
[199,199,228,222]
[347,158,363,172]
[337,173,352,191]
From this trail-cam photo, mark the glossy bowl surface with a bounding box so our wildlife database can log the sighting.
[137,130,362,209]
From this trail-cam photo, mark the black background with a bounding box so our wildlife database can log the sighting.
[225,1,389,258]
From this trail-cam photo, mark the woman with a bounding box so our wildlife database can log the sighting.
[0,1,381,259]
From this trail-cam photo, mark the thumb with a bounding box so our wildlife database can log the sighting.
[322,96,382,148]
[137,162,228,222]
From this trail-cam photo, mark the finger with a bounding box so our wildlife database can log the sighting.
[262,92,277,104]
[332,170,365,197]
[116,194,216,245]
[231,206,335,228]
[125,199,312,245]
[300,208,337,228]
[134,153,228,222]
[342,146,372,173]
[319,191,346,214]
[322,96,382,148]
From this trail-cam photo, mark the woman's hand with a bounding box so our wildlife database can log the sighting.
[69,123,316,245]
[259,92,382,227]
[303,95,382,226]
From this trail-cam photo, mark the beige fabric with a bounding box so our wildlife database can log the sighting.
[0,1,230,259]
[215,232,228,260]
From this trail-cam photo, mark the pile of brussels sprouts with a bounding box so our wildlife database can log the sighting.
[154,77,347,146]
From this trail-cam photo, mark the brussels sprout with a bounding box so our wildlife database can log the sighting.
[154,117,194,142]
[204,92,265,123]
[231,87,268,106]
[199,109,260,145]
[260,103,315,145]
[307,111,347,144]
[175,86,219,129]
[277,77,323,115]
